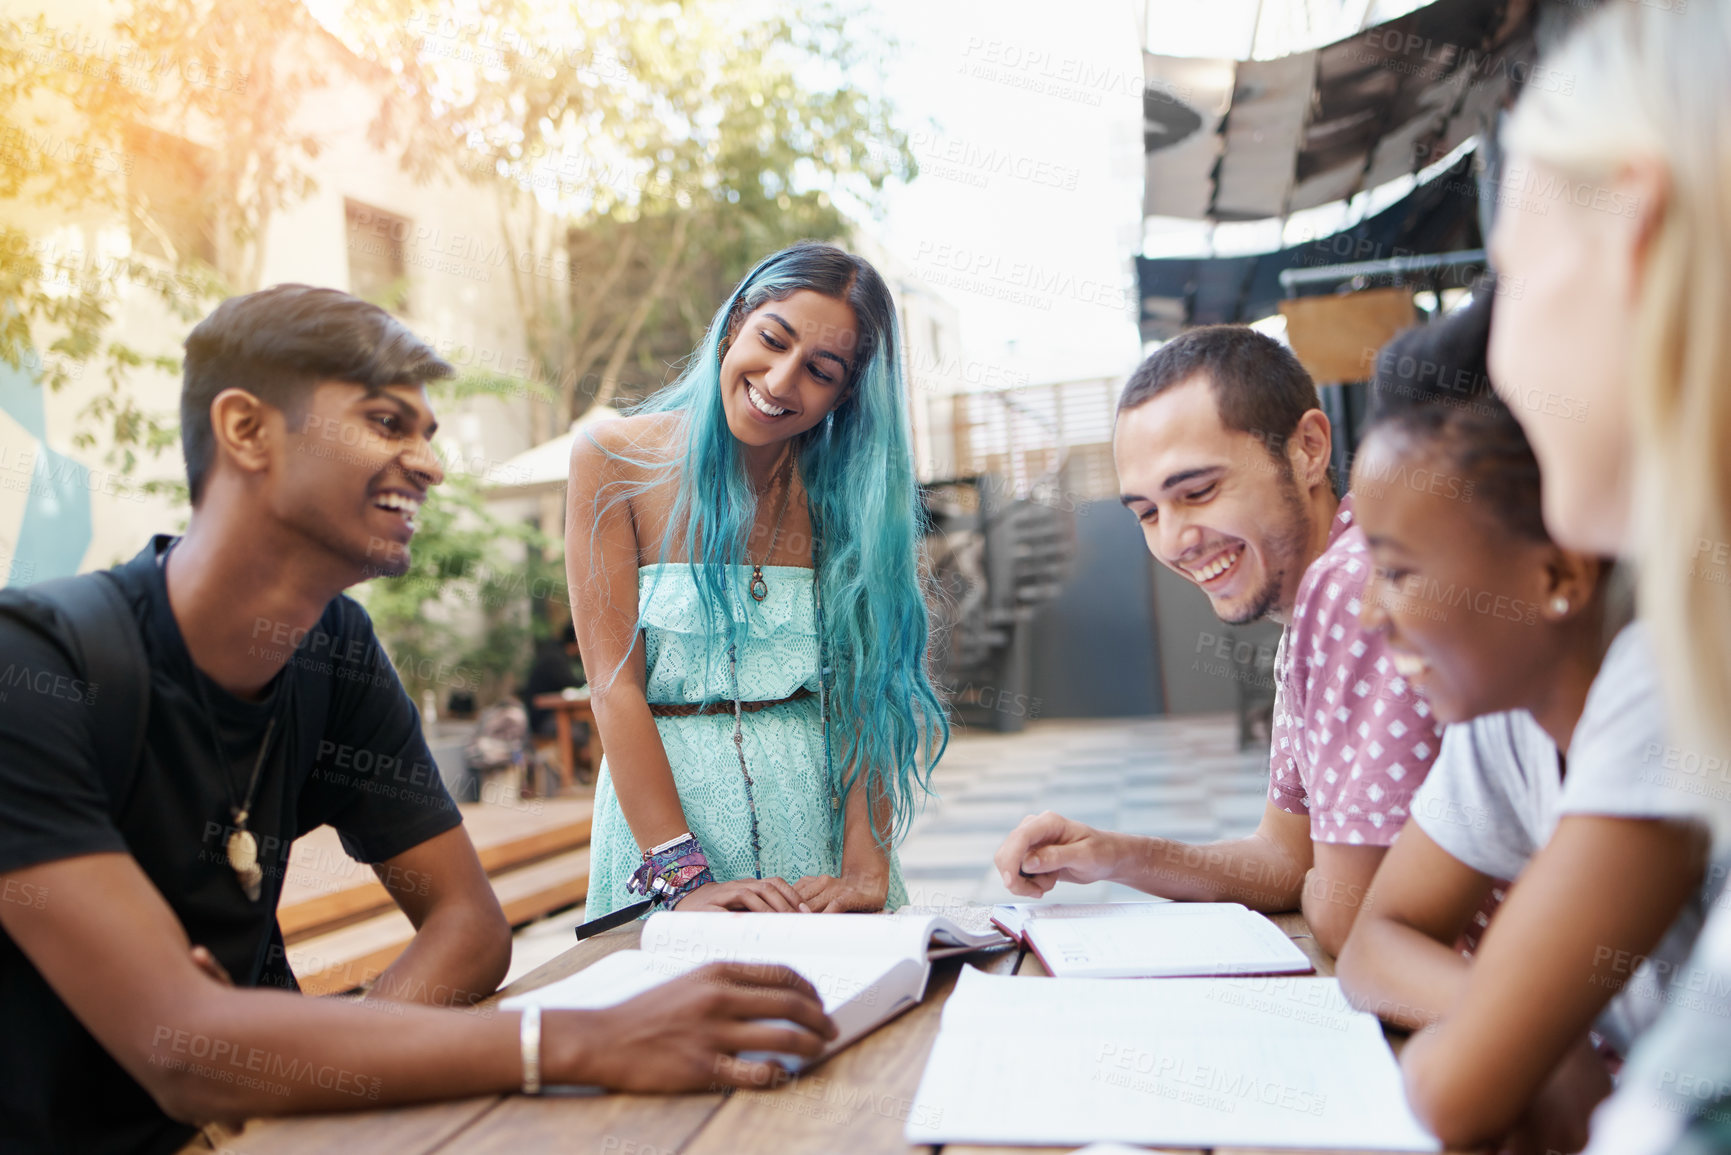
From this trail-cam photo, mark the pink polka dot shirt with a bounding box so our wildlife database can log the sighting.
[1267,495,1446,845]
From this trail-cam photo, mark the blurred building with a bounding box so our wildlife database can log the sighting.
[0,0,542,579]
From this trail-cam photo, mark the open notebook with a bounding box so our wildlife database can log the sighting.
[501,911,1010,1065]
[906,967,1439,1151]
[992,901,1314,978]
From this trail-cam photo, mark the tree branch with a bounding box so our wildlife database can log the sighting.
[591,211,690,409]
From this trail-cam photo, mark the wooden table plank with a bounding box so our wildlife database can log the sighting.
[191,1098,500,1155]
[436,1088,724,1155]
[680,946,1021,1155]
[1266,911,1333,978]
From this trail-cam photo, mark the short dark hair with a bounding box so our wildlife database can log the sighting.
[1363,283,1548,543]
[181,284,453,504]
[1117,325,1320,459]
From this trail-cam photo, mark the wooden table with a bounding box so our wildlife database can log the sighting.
[187,910,1418,1155]
[531,689,603,790]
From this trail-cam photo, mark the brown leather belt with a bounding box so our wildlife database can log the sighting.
[648,687,815,717]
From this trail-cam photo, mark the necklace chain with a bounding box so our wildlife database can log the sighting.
[729,460,838,879]
[174,541,283,904]
[748,449,795,603]
[191,671,282,903]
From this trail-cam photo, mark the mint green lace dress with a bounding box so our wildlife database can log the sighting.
[584,563,909,918]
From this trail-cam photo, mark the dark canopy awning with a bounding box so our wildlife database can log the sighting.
[1142,0,1537,221]
[1136,151,1483,341]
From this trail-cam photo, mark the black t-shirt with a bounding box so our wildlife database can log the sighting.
[0,537,462,1155]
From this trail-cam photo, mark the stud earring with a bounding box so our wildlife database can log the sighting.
[1550,595,1570,615]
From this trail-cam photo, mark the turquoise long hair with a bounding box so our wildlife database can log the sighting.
[598,242,948,846]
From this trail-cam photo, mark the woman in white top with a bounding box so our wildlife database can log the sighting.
[1336,288,1714,1154]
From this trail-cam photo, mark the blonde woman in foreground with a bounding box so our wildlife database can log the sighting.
[1431,2,1731,1152]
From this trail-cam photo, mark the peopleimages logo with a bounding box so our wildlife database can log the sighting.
[1353,29,1576,96]
[910,241,1132,311]
[0,664,99,706]
[902,129,1081,192]
[1497,161,1643,220]
[1379,575,1541,628]
[1094,1043,1328,1116]
[956,36,1154,107]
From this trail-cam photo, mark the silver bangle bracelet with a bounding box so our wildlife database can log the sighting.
[519,1004,543,1095]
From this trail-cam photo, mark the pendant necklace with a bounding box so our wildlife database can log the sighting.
[730,458,837,877]
[748,448,795,602]
[192,674,286,903]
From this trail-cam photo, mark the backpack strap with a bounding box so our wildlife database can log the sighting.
[11,572,150,820]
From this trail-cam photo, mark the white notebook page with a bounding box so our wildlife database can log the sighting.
[501,948,905,1014]
[906,967,1438,1151]
[1026,903,1312,977]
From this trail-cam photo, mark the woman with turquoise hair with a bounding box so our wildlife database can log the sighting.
[567,242,948,918]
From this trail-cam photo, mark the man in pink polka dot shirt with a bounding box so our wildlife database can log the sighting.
[995,325,1444,956]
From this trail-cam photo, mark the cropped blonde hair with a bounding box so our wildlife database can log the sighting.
[1503,1,1731,813]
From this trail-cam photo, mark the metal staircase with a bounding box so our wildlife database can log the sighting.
[923,470,1076,732]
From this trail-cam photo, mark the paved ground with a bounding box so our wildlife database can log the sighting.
[502,712,1270,985]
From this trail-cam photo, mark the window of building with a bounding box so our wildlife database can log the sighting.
[345,198,411,314]
[125,126,216,267]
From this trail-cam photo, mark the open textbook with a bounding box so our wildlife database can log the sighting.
[906,967,1439,1151]
[992,901,1314,978]
[500,911,1009,1065]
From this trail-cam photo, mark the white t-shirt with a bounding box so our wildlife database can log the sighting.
[1408,624,1726,1052]
[1558,622,1727,825]
[1412,709,1561,881]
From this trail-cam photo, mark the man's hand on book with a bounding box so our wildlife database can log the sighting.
[562,961,836,1091]
[995,811,1121,897]
[791,872,890,913]
[673,878,811,912]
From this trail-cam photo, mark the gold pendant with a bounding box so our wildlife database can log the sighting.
[750,569,768,601]
[227,828,263,902]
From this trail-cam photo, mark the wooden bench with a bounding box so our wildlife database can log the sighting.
[278,799,593,995]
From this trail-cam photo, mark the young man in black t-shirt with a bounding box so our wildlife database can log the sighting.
[0,286,832,1155]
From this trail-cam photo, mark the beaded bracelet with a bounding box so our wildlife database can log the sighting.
[626,833,715,908]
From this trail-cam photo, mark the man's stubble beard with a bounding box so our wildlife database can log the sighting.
[1219,469,1312,626]
[282,496,413,582]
